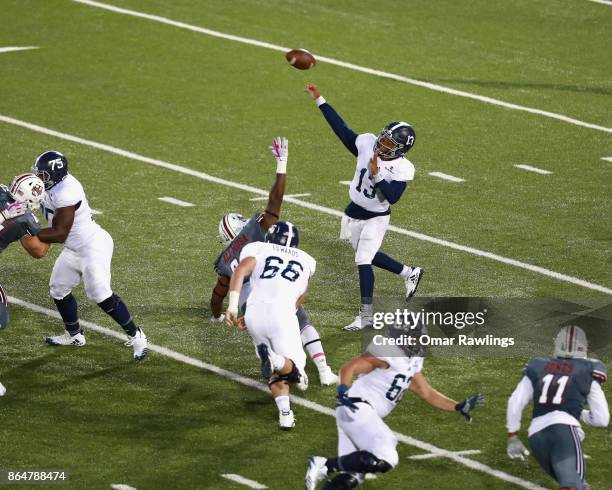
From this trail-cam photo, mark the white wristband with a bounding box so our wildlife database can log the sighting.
[315,96,326,107]
[228,290,240,313]
[276,159,287,174]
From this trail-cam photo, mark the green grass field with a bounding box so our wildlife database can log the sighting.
[1,1,610,489]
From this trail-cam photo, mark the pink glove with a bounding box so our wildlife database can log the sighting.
[1,200,28,221]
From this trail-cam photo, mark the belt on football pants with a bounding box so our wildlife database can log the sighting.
[348,397,372,407]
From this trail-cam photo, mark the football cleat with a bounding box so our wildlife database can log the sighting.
[305,456,328,490]
[46,330,86,346]
[257,343,274,379]
[296,368,309,392]
[279,409,295,431]
[318,366,338,386]
[343,315,363,332]
[405,267,424,301]
[124,327,148,361]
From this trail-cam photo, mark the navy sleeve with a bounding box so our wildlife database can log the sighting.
[375,180,407,205]
[318,103,358,157]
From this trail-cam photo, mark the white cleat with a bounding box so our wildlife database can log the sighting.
[45,330,86,346]
[405,266,424,301]
[279,409,295,431]
[318,366,338,386]
[305,456,328,490]
[343,315,365,332]
[296,368,309,392]
[125,327,148,361]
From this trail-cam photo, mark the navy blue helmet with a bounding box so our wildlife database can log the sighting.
[265,221,299,248]
[375,121,416,160]
[32,151,68,190]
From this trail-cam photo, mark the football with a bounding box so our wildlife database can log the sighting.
[285,48,316,70]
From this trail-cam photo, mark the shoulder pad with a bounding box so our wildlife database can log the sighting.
[590,359,607,384]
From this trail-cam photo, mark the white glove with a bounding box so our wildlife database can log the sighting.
[507,435,529,460]
[270,136,288,174]
[1,200,28,221]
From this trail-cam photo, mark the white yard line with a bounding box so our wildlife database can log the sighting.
[91,209,104,215]
[110,484,137,490]
[1,113,610,295]
[0,46,39,54]
[601,157,612,163]
[338,180,352,186]
[587,0,612,6]
[248,192,311,201]
[157,196,195,207]
[221,474,268,489]
[71,0,612,134]
[513,164,552,175]
[7,295,546,490]
[428,172,465,183]
[409,449,481,460]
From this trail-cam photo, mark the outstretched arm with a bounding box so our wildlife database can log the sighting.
[409,372,458,412]
[260,137,288,232]
[305,84,358,157]
[410,372,484,422]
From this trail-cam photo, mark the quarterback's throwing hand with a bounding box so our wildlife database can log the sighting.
[455,392,485,422]
[369,152,379,177]
[304,83,321,100]
[507,435,530,461]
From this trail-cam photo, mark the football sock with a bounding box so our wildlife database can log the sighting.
[54,294,80,335]
[274,395,290,413]
[358,264,374,304]
[373,251,404,275]
[300,324,327,368]
[400,265,412,279]
[326,451,390,474]
[97,294,137,336]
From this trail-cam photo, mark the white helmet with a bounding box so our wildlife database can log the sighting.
[554,325,588,359]
[9,173,45,211]
[218,213,248,244]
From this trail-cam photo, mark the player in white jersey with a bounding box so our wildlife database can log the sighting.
[305,84,424,332]
[305,323,484,489]
[225,221,315,430]
[31,151,147,360]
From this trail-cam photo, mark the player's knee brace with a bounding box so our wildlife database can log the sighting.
[323,472,361,490]
[281,361,301,383]
[357,451,392,473]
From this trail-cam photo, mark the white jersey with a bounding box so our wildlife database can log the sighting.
[349,341,424,418]
[239,241,316,310]
[349,133,415,214]
[41,174,103,252]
